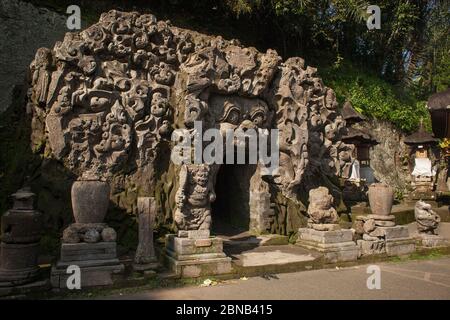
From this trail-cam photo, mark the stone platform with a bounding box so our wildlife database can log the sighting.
[51,242,124,289]
[296,228,358,263]
[415,233,449,247]
[357,225,415,256]
[164,231,232,278]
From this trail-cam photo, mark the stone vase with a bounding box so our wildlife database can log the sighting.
[71,177,110,223]
[368,183,394,216]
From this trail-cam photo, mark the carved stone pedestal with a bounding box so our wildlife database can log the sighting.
[51,242,124,288]
[164,230,232,278]
[415,233,448,247]
[296,228,358,263]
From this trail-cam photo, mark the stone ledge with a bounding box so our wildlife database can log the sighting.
[164,254,232,278]
[297,228,353,244]
[385,237,415,256]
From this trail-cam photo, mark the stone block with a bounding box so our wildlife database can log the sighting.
[178,230,210,239]
[297,228,353,244]
[166,234,223,256]
[60,242,117,262]
[164,254,232,278]
[385,238,415,256]
[296,228,358,263]
[357,239,386,256]
[164,234,232,277]
[50,264,124,289]
[0,243,40,271]
[369,226,409,239]
[416,234,449,247]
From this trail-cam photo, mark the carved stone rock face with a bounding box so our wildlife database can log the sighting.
[29,10,355,232]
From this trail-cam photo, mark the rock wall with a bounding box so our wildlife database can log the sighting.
[358,119,413,197]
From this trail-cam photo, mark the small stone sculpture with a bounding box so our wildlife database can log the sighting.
[306,187,339,231]
[415,200,441,235]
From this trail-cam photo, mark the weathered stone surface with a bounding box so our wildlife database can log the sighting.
[62,227,80,243]
[166,235,224,257]
[367,214,395,221]
[415,200,441,235]
[59,242,118,262]
[71,177,110,224]
[178,229,210,239]
[296,227,358,263]
[416,233,448,247]
[27,9,356,235]
[297,228,353,244]
[357,239,385,256]
[0,188,42,286]
[165,234,231,277]
[363,219,376,233]
[374,220,396,227]
[385,238,415,256]
[368,183,394,215]
[134,197,157,268]
[83,229,101,243]
[101,228,117,242]
[369,226,409,239]
[0,0,67,114]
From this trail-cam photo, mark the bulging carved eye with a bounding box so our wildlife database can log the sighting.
[225,108,240,125]
[252,112,265,126]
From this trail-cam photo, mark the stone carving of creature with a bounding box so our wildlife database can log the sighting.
[325,88,338,110]
[210,95,270,138]
[31,48,53,106]
[415,200,441,235]
[174,164,216,230]
[307,186,339,229]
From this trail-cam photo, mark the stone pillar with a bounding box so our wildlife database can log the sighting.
[0,188,42,287]
[133,197,158,271]
[51,176,124,288]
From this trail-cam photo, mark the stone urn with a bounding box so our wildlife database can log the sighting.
[368,183,394,216]
[71,172,110,223]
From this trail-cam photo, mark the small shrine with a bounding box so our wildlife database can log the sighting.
[341,102,378,201]
[404,120,438,199]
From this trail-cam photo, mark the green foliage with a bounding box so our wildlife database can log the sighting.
[321,62,429,132]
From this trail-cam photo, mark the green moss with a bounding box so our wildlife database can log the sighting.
[320,62,429,133]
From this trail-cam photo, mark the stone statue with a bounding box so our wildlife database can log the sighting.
[415,200,441,235]
[174,164,216,230]
[306,187,339,231]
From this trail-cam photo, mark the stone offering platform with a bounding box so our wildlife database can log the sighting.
[164,231,232,278]
[51,242,124,289]
[296,228,359,263]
